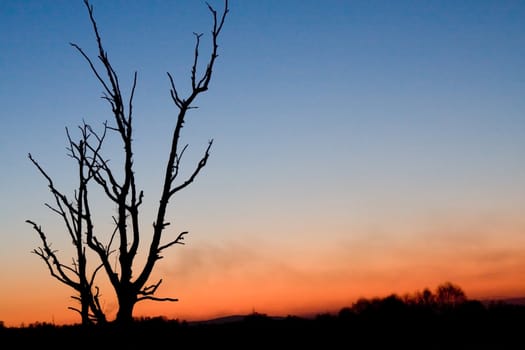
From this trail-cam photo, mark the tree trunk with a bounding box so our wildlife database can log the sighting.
[115,290,137,324]
[81,293,91,325]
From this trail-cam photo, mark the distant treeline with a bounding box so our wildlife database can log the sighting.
[2,282,524,349]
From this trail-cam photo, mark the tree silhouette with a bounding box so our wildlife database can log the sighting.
[27,0,229,324]
[436,281,467,308]
[414,287,436,307]
[26,124,106,325]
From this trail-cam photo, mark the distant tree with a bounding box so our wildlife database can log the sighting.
[379,294,406,314]
[435,282,467,307]
[338,306,354,320]
[27,0,229,324]
[414,288,436,307]
[352,297,372,315]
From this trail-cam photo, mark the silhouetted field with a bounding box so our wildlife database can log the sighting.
[2,293,524,349]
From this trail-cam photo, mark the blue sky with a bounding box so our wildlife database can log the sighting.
[1,0,524,326]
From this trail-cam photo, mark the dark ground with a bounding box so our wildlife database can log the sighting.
[2,297,524,349]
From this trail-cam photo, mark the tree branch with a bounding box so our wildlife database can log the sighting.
[158,231,188,254]
[169,140,213,196]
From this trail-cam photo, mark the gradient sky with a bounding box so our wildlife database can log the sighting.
[1,0,524,327]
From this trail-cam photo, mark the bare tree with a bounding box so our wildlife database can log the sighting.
[28,0,229,324]
[27,124,107,325]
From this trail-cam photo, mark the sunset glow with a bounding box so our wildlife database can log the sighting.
[1,0,524,328]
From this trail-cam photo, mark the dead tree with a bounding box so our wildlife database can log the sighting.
[26,124,107,325]
[62,0,228,324]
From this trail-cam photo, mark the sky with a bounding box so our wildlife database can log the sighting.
[0,0,524,327]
